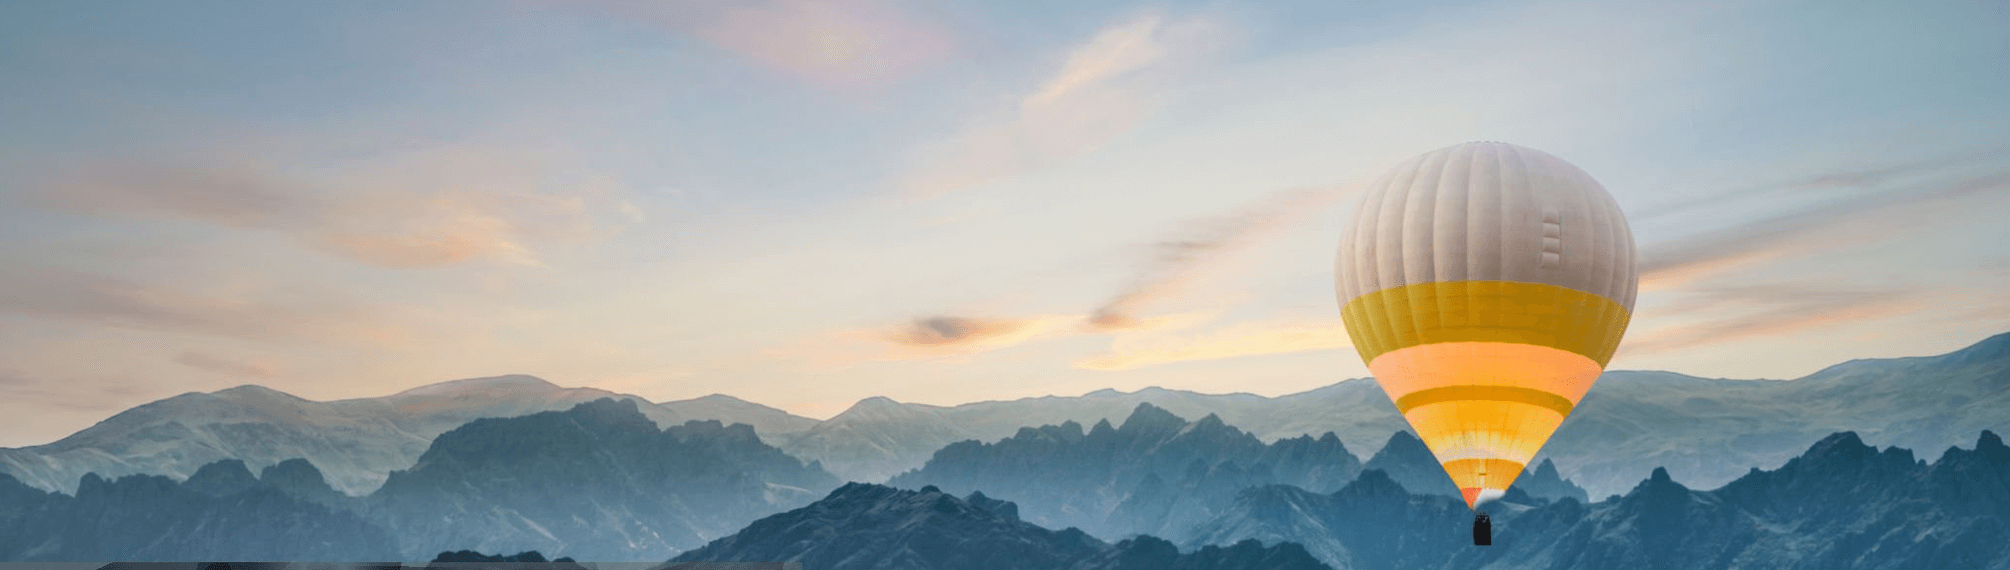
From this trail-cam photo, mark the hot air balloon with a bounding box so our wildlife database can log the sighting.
[1334,141,1638,545]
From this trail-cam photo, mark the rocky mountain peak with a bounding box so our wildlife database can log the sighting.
[1337,469,1409,499]
[182,459,260,497]
[1118,403,1187,434]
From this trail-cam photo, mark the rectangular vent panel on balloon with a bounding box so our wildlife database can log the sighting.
[1539,207,1563,269]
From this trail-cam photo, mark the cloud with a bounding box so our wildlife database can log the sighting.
[903,12,1223,200]
[1636,145,2010,222]
[36,147,631,269]
[0,266,435,348]
[551,0,958,90]
[1089,186,1346,330]
[1638,167,2010,290]
[876,315,1051,348]
[1619,284,1921,356]
[175,351,282,379]
[0,372,152,414]
[1074,319,1351,371]
[767,313,1086,370]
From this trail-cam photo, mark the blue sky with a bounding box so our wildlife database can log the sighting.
[1,0,2006,446]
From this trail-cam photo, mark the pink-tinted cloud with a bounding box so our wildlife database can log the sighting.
[1638,167,2010,290]
[36,147,631,269]
[904,13,1223,200]
[1619,284,1921,357]
[0,372,152,414]
[553,0,958,90]
[1636,145,2010,222]
[0,266,437,348]
[1089,186,1347,330]
[175,350,282,379]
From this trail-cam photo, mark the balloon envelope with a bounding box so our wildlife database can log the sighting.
[1334,141,1638,508]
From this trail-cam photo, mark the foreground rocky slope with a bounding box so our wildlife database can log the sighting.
[1184,430,2010,570]
[670,482,1332,570]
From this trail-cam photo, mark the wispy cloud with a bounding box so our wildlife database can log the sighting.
[552,0,958,91]
[1089,186,1345,330]
[1074,318,1350,371]
[770,177,1346,368]
[1639,167,2010,290]
[36,147,631,269]
[1619,284,1921,357]
[174,350,282,379]
[903,12,1223,200]
[1636,146,2010,222]
[0,266,437,348]
[0,372,153,414]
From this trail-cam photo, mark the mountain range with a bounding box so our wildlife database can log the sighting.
[887,403,1361,539]
[3,332,2004,517]
[884,403,1581,541]
[797,331,2010,496]
[0,458,396,561]
[0,398,836,562]
[0,375,816,496]
[364,398,838,560]
[666,428,2010,570]
[1183,430,2010,570]
[3,398,2002,567]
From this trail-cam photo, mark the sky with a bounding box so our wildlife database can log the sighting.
[1,0,2007,447]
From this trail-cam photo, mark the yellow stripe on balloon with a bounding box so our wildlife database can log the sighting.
[1405,401,1560,462]
[1339,280,1632,366]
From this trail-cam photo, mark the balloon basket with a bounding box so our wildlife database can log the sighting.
[1473,512,1492,546]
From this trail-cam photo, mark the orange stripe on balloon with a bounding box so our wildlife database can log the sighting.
[1367,341,1602,404]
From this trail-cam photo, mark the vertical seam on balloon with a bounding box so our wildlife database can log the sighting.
[1429,146,1463,343]
[1567,161,1602,363]
[1595,174,1619,311]
[1367,166,1404,358]
[1402,151,1444,352]
[1502,145,1524,291]
[1595,176,1625,359]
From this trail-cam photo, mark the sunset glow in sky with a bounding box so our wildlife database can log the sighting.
[3,0,2008,446]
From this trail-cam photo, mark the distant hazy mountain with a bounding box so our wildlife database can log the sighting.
[790,332,2010,497]
[1513,458,1589,504]
[0,375,818,496]
[669,482,1332,570]
[779,383,1407,484]
[0,458,396,561]
[1548,331,2010,498]
[1183,430,2010,570]
[366,398,838,561]
[886,403,1360,540]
